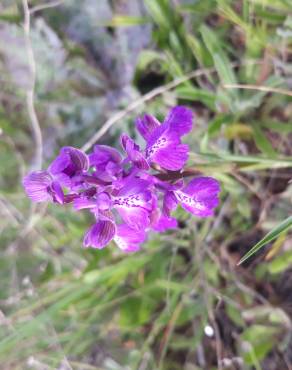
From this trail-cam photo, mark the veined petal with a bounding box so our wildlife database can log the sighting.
[22,170,52,202]
[164,106,193,136]
[62,146,89,171]
[120,134,149,170]
[175,177,220,217]
[136,114,160,141]
[114,224,145,252]
[51,180,64,204]
[83,220,116,249]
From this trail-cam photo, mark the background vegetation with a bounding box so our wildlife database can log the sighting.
[0,0,291,369]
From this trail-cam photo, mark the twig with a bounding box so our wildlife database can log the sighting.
[30,0,64,14]
[22,0,43,169]
[223,83,292,97]
[81,60,263,152]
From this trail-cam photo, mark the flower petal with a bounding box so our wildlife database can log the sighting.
[150,143,189,171]
[152,214,178,232]
[50,180,64,204]
[114,176,152,229]
[83,220,116,249]
[73,197,96,210]
[120,134,149,170]
[22,170,52,202]
[89,145,122,167]
[116,178,152,199]
[163,191,178,216]
[49,153,70,175]
[136,114,160,141]
[115,204,150,230]
[175,177,220,217]
[164,106,193,136]
[114,224,145,252]
[89,145,122,181]
[96,192,112,210]
[62,146,89,171]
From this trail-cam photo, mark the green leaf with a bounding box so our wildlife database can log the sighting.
[252,125,277,156]
[175,86,216,110]
[109,15,148,27]
[238,216,292,265]
[200,24,237,85]
[144,0,170,29]
[268,250,292,274]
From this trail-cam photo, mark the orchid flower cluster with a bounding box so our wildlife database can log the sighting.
[23,106,220,252]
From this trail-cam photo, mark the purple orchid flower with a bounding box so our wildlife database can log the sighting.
[22,106,221,253]
[23,147,89,204]
[49,146,89,188]
[22,170,64,204]
[165,177,221,218]
[89,145,122,181]
[136,106,193,171]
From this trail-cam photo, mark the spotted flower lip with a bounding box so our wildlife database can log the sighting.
[173,177,221,217]
[22,105,220,252]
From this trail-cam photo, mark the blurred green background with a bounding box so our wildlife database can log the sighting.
[0,0,292,369]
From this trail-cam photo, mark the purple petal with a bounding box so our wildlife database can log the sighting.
[150,143,189,171]
[115,204,150,230]
[114,224,145,252]
[175,177,220,217]
[49,147,89,176]
[153,214,178,232]
[120,134,149,170]
[50,180,64,204]
[49,152,71,175]
[136,114,160,141]
[83,220,116,249]
[22,170,52,202]
[89,145,122,167]
[117,178,152,199]
[89,145,122,181]
[73,197,96,210]
[98,209,115,221]
[163,191,178,216]
[54,173,72,188]
[62,146,89,171]
[164,106,193,136]
[184,177,220,197]
[96,192,112,210]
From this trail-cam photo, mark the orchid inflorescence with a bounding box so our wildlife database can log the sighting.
[23,106,220,252]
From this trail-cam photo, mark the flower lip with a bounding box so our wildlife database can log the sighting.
[174,177,221,217]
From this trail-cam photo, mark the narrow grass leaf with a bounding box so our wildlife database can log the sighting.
[238,216,292,265]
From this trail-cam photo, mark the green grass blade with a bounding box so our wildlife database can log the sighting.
[238,216,292,265]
